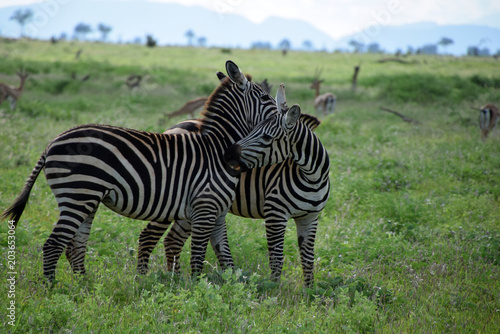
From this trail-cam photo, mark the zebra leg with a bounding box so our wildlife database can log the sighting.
[137,221,170,275]
[264,219,288,282]
[294,215,319,288]
[209,213,235,270]
[164,220,192,272]
[42,202,99,281]
[190,218,217,277]
[65,210,97,275]
[163,214,234,272]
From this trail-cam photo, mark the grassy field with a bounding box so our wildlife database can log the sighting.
[0,39,499,333]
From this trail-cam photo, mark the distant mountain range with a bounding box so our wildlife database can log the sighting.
[1,0,499,56]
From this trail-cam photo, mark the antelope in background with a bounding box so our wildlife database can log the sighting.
[170,78,272,119]
[169,97,208,119]
[479,104,499,140]
[310,68,336,115]
[0,70,29,111]
[71,72,91,81]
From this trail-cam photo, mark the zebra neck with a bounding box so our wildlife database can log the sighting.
[200,120,240,151]
[292,133,330,185]
[200,79,250,144]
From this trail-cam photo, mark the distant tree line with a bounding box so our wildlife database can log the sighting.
[6,11,500,56]
[247,35,499,57]
[345,36,499,57]
[73,22,112,41]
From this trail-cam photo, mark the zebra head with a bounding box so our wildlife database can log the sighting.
[202,61,278,143]
[224,102,302,173]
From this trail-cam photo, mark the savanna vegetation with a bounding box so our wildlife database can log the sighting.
[0,39,499,333]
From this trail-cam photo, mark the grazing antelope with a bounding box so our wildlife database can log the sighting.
[0,70,29,111]
[125,74,142,89]
[479,104,499,139]
[167,77,270,120]
[310,68,336,115]
[75,48,83,60]
[169,97,208,119]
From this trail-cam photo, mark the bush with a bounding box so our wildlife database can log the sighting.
[362,74,489,104]
[146,35,157,48]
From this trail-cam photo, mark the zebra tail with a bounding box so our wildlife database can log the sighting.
[1,153,46,227]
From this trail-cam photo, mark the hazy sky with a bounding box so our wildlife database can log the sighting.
[2,0,500,39]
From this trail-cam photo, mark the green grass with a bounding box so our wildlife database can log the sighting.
[1,39,499,333]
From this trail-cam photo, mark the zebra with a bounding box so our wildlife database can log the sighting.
[1,60,280,281]
[137,85,331,287]
[223,102,331,286]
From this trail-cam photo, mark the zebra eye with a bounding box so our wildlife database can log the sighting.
[262,134,273,141]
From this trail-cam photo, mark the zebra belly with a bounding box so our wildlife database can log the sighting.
[229,166,329,220]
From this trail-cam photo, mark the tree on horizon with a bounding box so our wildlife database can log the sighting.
[98,23,112,42]
[279,39,291,51]
[74,23,92,40]
[349,40,365,53]
[10,9,33,37]
[438,37,454,54]
[185,30,195,46]
[302,40,313,51]
[197,36,207,47]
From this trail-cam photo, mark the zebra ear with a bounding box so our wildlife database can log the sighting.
[216,71,227,82]
[285,104,301,129]
[226,60,248,89]
[276,83,288,113]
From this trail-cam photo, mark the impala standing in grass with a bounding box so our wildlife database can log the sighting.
[0,70,29,111]
[310,68,336,115]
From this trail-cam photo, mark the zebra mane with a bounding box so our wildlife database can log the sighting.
[199,76,234,134]
[198,74,270,144]
[200,76,233,117]
[201,74,254,119]
[300,113,321,131]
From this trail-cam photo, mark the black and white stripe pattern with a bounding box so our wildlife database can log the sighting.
[140,85,330,287]
[223,103,331,286]
[1,61,279,281]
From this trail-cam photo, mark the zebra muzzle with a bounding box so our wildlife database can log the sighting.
[228,163,241,172]
[224,144,246,173]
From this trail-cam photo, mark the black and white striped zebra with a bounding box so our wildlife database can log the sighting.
[223,102,331,286]
[138,85,331,286]
[1,61,280,281]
